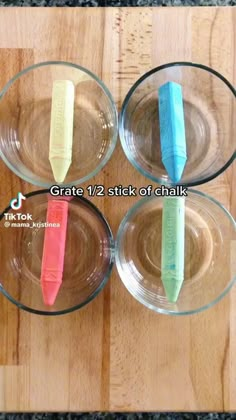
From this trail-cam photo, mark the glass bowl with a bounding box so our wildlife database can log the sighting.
[119,62,236,186]
[0,61,118,187]
[0,190,114,315]
[116,190,236,315]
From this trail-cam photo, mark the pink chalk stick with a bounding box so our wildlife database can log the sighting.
[40,200,69,306]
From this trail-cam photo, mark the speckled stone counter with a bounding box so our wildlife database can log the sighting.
[1,414,236,419]
[0,0,235,6]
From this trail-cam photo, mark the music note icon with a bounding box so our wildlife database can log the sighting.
[10,192,26,210]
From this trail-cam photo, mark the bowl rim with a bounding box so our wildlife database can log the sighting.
[115,188,236,316]
[0,60,118,188]
[0,189,115,316]
[119,61,236,187]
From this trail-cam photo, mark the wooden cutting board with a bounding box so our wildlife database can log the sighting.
[0,7,235,412]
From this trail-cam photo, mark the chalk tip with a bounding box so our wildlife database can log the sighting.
[162,155,186,183]
[50,158,71,183]
[42,281,62,306]
[160,81,179,90]
[162,277,184,303]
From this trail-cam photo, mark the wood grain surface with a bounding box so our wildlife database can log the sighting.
[0,7,235,412]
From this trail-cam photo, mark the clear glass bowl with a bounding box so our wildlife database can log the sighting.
[116,190,236,315]
[119,62,236,186]
[0,61,118,187]
[0,191,114,315]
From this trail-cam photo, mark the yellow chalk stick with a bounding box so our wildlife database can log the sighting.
[49,80,75,183]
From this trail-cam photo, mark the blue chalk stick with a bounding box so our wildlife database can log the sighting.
[158,82,187,183]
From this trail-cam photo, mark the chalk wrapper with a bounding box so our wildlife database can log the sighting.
[161,196,185,303]
[49,80,75,183]
[40,200,69,306]
[158,81,187,183]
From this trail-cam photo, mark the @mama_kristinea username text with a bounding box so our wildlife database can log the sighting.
[50,185,188,197]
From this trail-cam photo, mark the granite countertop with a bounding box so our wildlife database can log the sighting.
[1,413,236,419]
[0,0,235,6]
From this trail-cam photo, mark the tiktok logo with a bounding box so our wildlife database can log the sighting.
[10,192,26,210]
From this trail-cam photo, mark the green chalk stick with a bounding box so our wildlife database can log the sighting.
[161,196,185,303]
